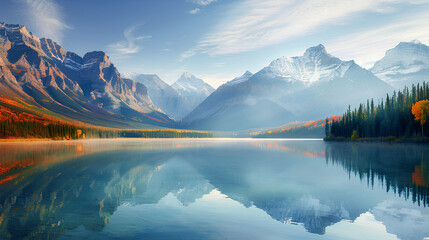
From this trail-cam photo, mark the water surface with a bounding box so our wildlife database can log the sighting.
[0,139,428,240]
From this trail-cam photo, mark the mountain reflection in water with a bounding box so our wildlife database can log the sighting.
[0,139,428,240]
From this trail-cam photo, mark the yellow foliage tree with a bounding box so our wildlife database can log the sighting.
[351,130,359,140]
[411,100,429,136]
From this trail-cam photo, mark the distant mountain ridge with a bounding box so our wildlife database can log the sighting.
[183,44,393,131]
[0,22,174,128]
[370,40,429,89]
[127,72,214,120]
[127,74,182,119]
[171,72,214,118]
[172,72,214,97]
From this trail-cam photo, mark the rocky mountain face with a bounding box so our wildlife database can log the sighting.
[0,22,174,128]
[183,44,393,131]
[371,40,429,89]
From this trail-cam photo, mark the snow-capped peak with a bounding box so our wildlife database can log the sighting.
[371,40,429,75]
[410,39,422,45]
[172,72,214,96]
[266,44,347,85]
[370,40,429,88]
[176,72,206,88]
[181,72,193,79]
[303,44,328,58]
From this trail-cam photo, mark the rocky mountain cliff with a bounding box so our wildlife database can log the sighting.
[0,22,174,128]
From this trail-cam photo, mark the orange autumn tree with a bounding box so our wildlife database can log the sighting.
[411,100,429,136]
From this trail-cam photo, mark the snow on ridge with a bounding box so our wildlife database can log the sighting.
[81,59,101,69]
[224,71,253,86]
[0,23,21,31]
[121,72,140,79]
[172,72,214,99]
[266,46,346,85]
[369,41,429,88]
[174,73,209,92]
[371,41,429,75]
[63,58,82,71]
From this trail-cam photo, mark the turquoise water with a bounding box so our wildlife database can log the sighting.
[0,139,428,240]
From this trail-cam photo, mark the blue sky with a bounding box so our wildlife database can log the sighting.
[1,0,429,87]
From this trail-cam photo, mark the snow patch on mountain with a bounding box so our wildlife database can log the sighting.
[121,72,140,79]
[172,72,214,97]
[224,71,253,86]
[184,44,392,131]
[371,40,429,88]
[265,44,352,86]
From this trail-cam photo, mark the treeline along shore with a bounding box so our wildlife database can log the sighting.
[0,120,217,140]
[326,82,429,142]
[0,104,216,140]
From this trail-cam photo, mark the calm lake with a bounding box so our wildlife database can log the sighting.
[0,139,428,240]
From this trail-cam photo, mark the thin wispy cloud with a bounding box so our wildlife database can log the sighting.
[191,0,217,6]
[23,0,71,43]
[328,11,429,68]
[187,0,216,14]
[178,49,197,62]
[189,8,201,14]
[108,25,152,57]
[180,0,429,60]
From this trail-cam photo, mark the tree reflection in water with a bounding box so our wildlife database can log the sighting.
[0,139,427,239]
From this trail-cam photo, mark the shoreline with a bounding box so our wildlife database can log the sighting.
[0,137,325,143]
[324,136,429,143]
[0,138,55,142]
[3,137,428,143]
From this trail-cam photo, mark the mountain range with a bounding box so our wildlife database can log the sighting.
[127,72,214,120]
[1,21,429,131]
[183,44,393,130]
[0,22,179,128]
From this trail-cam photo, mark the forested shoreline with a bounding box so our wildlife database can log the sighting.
[326,82,429,142]
[0,120,217,140]
[0,98,216,140]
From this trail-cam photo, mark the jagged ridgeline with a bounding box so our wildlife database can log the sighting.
[184,44,392,131]
[325,142,429,206]
[0,22,175,128]
[326,82,429,140]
